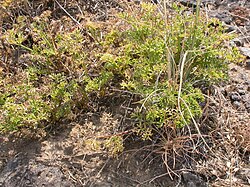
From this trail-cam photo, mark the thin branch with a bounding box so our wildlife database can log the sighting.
[55,0,80,25]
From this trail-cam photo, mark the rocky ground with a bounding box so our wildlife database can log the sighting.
[0,0,250,186]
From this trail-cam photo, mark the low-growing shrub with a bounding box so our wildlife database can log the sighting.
[97,3,243,139]
[0,72,80,132]
[0,2,244,145]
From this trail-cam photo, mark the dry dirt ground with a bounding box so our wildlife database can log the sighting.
[0,0,250,187]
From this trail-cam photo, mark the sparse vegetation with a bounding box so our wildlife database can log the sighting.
[1,0,250,186]
[0,1,243,142]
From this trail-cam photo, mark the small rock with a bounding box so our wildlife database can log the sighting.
[246,60,250,69]
[215,12,233,24]
[199,101,206,108]
[233,101,241,108]
[239,47,250,57]
[230,92,241,101]
[182,172,207,187]
[238,89,246,95]
[179,0,198,8]
[230,38,244,47]
[225,26,237,33]
[245,102,250,112]
[230,67,237,72]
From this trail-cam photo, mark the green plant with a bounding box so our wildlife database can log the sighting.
[0,2,116,133]
[0,78,49,132]
[0,10,89,132]
[98,3,243,139]
[105,135,124,155]
[0,72,80,132]
[0,1,244,145]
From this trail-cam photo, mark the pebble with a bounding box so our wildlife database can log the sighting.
[230,92,241,101]
[233,101,241,108]
[230,38,244,47]
[246,60,250,69]
[226,26,237,33]
[181,171,207,187]
[245,102,250,112]
[178,0,198,7]
[239,47,250,57]
[215,12,233,24]
[238,89,246,95]
[230,67,237,72]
